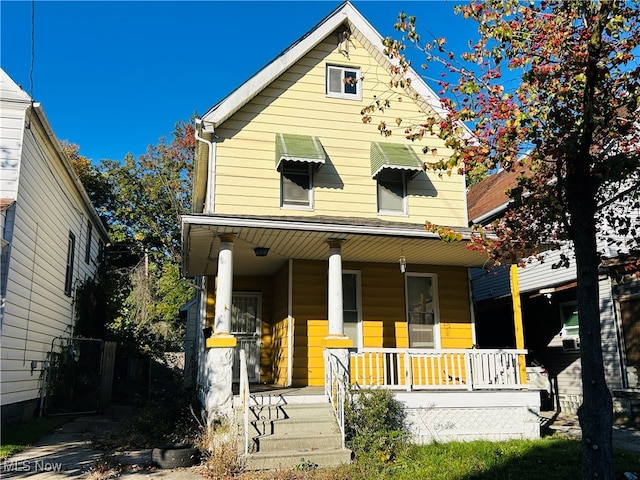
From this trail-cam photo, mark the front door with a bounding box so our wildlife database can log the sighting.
[231,292,261,382]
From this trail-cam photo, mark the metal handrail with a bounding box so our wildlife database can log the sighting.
[239,349,250,455]
[324,350,347,449]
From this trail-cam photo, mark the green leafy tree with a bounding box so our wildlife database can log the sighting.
[62,142,114,218]
[102,119,195,263]
[101,119,196,355]
[66,120,196,357]
[364,1,640,478]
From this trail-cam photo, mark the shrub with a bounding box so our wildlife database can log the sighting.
[195,417,244,479]
[344,388,407,464]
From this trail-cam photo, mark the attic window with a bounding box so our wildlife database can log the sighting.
[326,65,361,100]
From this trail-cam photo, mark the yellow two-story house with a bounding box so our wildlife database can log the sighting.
[182,1,540,443]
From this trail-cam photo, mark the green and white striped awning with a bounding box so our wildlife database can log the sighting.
[275,133,326,170]
[370,142,423,178]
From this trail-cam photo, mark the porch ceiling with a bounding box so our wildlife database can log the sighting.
[182,214,490,277]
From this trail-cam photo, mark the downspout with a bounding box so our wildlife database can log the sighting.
[287,259,293,386]
[194,119,216,214]
[467,268,478,347]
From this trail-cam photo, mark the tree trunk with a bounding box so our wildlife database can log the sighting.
[569,182,614,480]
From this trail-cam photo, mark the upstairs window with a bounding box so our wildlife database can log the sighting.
[275,134,325,210]
[370,142,422,216]
[64,232,76,296]
[326,65,361,100]
[281,161,313,209]
[377,169,407,215]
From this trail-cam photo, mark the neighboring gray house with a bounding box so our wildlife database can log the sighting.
[0,69,109,425]
[467,167,639,414]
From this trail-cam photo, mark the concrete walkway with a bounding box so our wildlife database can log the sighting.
[0,408,206,479]
[540,411,640,454]
[3,408,638,478]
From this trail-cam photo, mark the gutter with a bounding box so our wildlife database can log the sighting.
[182,214,474,241]
[194,119,216,214]
[470,201,510,226]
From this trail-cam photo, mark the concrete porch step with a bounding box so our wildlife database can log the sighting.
[241,447,352,471]
[235,393,352,470]
[250,417,340,437]
[257,431,343,452]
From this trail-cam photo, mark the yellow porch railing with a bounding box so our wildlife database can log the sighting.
[349,348,529,391]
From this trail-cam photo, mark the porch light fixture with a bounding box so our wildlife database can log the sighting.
[399,256,406,273]
[254,247,270,257]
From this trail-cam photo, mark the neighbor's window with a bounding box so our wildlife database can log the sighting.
[326,65,361,100]
[64,232,76,296]
[85,221,92,264]
[281,161,313,209]
[560,302,579,337]
[377,169,407,215]
[406,273,439,348]
[342,271,362,349]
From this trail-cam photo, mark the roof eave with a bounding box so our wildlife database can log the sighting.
[32,104,110,241]
[182,213,474,241]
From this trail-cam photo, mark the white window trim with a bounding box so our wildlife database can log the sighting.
[377,170,408,216]
[404,272,440,349]
[326,64,362,100]
[280,162,314,211]
[343,269,363,350]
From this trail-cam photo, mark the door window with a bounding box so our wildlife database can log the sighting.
[342,271,362,349]
[232,293,261,382]
[406,274,439,348]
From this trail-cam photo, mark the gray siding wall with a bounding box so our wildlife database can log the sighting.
[1,115,106,407]
[0,70,29,200]
[471,244,578,303]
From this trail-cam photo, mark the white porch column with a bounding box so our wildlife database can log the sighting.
[214,234,235,335]
[324,239,352,367]
[327,239,345,337]
[204,233,237,426]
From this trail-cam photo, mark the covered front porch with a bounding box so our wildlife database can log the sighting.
[182,214,538,437]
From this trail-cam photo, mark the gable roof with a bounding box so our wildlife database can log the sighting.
[0,68,109,241]
[467,166,530,225]
[200,1,448,130]
[0,68,31,104]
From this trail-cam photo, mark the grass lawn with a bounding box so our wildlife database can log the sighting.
[0,417,70,460]
[238,437,640,480]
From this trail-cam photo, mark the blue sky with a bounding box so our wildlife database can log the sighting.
[1,1,475,164]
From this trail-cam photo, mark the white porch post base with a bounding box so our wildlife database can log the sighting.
[204,346,234,425]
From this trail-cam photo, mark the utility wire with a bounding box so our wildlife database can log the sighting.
[27,0,35,129]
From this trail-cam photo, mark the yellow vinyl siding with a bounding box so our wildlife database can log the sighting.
[290,260,327,386]
[205,262,473,385]
[307,319,329,386]
[286,260,473,385]
[269,264,290,385]
[212,31,467,226]
[271,317,289,386]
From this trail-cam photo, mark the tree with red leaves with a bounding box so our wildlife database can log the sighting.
[364,1,640,478]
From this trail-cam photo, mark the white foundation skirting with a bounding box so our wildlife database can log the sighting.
[395,391,541,443]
